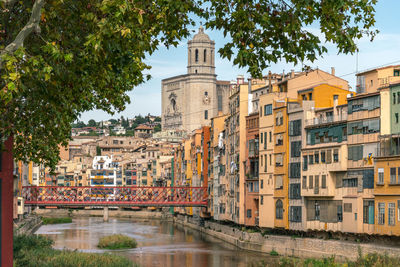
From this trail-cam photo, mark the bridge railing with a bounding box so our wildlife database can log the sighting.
[22,186,208,207]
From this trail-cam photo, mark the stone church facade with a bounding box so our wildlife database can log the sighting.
[161,26,230,133]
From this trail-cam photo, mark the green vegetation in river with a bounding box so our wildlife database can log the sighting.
[14,235,136,267]
[42,217,72,225]
[98,234,138,250]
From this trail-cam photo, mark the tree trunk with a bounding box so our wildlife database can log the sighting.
[0,136,14,267]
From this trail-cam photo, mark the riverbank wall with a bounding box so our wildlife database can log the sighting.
[14,215,42,235]
[173,214,400,261]
[34,208,170,220]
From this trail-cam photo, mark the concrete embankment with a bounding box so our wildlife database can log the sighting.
[173,214,400,261]
[14,215,42,235]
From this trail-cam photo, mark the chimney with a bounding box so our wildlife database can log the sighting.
[268,71,272,93]
[291,69,295,79]
[331,67,335,76]
[282,70,285,80]
[237,75,244,85]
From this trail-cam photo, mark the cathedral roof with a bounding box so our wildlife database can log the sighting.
[192,26,211,42]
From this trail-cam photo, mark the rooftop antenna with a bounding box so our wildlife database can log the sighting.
[356,48,359,74]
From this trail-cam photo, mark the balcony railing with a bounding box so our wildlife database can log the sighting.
[379,76,400,88]
[305,114,347,127]
[376,147,400,157]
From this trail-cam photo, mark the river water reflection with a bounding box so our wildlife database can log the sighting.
[35,217,275,267]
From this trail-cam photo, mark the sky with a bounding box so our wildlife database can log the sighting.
[80,1,400,122]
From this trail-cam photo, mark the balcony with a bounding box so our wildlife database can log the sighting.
[305,114,347,127]
[376,147,400,158]
[378,76,400,88]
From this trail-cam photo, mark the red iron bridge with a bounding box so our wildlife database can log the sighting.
[22,186,208,207]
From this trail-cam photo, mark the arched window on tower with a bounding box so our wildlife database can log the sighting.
[204,49,207,62]
[195,49,199,62]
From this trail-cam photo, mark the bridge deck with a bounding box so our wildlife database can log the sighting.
[22,186,208,207]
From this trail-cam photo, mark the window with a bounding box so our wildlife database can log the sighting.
[275,175,283,189]
[396,113,399,124]
[247,209,252,218]
[337,205,343,222]
[302,176,307,189]
[289,120,301,136]
[398,200,400,221]
[326,149,332,164]
[264,104,272,116]
[264,132,267,149]
[216,94,222,111]
[289,206,302,222]
[290,141,301,157]
[261,196,264,205]
[308,154,314,165]
[260,133,263,143]
[275,112,283,126]
[363,200,375,224]
[302,156,308,171]
[378,203,385,225]
[321,175,326,189]
[314,201,320,220]
[289,163,301,178]
[348,145,363,161]
[195,49,199,62]
[398,167,400,183]
[378,168,384,184]
[276,134,283,146]
[204,49,207,62]
[348,119,380,135]
[344,203,352,213]
[389,203,395,226]
[390,168,397,184]
[395,69,400,76]
[276,200,283,219]
[343,178,358,187]
[205,91,208,96]
[269,131,272,143]
[333,149,339,162]
[394,93,396,105]
[314,152,319,164]
[314,175,319,190]
[321,150,326,163]
[289,183,301,199]
[348,95,380,114]
[309,176,313,189]
[261,179,263,189]
[275,154,283,167]
[204,110,208,120]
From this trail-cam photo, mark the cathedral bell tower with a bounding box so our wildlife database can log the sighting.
[187,26,215,75]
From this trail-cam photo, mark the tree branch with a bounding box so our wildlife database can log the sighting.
[1,0,45,56]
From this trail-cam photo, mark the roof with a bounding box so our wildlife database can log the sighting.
[356,65,400,76]
[191,26,211,42]
[135,124,154,130]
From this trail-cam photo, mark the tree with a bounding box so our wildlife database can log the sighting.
[72,121,86,128]
[1,0,378,169]
[87,119,96,127]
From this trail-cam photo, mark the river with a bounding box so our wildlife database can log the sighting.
[35,217,276,267]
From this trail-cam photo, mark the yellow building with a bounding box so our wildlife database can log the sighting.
[273,99,290,228]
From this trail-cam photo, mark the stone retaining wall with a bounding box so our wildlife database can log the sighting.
[14,215,42,235]
[174,214,400,261]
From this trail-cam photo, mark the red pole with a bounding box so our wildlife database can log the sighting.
[0,136,14,267]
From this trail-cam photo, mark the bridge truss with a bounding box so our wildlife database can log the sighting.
[22,186,208,207]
